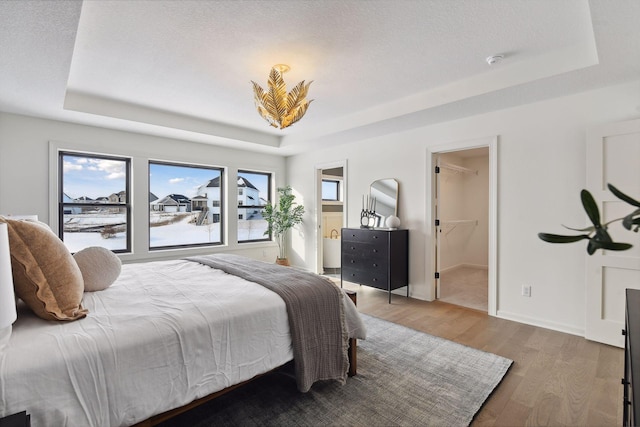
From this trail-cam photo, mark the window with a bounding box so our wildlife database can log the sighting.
[322,179,340,201]
[237,170,271,243]
[59,152,131,253]
[149,161,223,249]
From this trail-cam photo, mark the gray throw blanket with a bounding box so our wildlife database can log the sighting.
[185,254,349,392]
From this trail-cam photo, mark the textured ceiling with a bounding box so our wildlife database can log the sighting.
[1,0,639,155]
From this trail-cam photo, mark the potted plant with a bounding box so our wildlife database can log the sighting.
[538,184,640,254]
[263,185,305,266]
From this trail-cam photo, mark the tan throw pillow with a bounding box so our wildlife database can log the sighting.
[0,217,87,321]
[74,247,121,292]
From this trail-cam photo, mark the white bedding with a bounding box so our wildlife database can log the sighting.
[1,259,299,426]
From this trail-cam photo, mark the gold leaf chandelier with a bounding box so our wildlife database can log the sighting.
[251,64,313,130]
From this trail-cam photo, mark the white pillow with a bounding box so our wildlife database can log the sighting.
[73,247,122,292]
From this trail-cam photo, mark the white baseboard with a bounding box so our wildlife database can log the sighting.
[497,310,585,337]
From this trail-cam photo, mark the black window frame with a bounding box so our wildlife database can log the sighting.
[58,151,132,254]
[237,169,272,243]
[322,179,341,201]
[148,160,224,251]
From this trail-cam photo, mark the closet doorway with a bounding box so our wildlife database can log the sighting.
[429,137,497,315]
[435,149,489,311]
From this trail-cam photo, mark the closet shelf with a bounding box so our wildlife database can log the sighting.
[441,219,477,235]
[440,162,477,175]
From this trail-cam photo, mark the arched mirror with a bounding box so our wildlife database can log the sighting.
[369,178,399,227]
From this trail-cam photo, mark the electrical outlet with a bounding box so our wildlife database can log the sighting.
[522,285,531,298]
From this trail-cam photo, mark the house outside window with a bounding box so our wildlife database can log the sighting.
[149,161,223,249]
[237,170,271,243]
[59,151,131,253]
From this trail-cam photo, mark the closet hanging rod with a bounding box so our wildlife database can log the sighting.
[440,162,477,175]
[441,219,478,225]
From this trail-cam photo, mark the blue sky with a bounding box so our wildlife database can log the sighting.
[62,155,127,199]
[62,154,269,201]
[149,163,221,199]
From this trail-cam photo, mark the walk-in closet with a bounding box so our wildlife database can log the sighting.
[435,148,489,311]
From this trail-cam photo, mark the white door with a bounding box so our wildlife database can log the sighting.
[585,118,640,347]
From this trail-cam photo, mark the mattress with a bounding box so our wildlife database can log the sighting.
[0,259,295,426]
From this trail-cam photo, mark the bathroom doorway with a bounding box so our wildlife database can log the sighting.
[314,161,347,276]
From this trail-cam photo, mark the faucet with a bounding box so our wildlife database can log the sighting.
[330,229,339,239]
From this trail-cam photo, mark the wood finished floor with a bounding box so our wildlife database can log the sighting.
[339,282,624,427]
[440,265,488,312]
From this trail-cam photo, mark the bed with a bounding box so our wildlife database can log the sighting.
[0,253,365,427]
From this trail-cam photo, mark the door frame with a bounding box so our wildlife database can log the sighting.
[427,136,498,315]
[314,160,348,275]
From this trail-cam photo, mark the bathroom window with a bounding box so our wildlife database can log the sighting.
[322,179,340,201]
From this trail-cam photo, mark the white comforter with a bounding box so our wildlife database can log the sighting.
[1,259,306,426]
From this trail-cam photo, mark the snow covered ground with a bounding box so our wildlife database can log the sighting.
[63,212,269,252]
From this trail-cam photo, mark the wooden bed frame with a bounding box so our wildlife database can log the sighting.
[134,290,359,426]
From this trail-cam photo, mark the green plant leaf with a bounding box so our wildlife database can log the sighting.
[598,241,633,251]
[538,233,590,243]
[581,189,601,227]
[608,184,640,207]
[539,183,637,255]
[622,209,640,231]
[587,239,600,255]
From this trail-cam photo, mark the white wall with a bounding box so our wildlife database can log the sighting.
[0,113,286,263]
[286,80,640,336]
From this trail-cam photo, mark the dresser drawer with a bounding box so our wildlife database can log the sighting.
[342,242,387,260]
[341,267,387,290]
[341,228,388,244]
[342,253,388,272]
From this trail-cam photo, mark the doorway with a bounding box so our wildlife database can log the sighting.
[314,161,347,276]
[436,149,489,311]
[428,136,497,315]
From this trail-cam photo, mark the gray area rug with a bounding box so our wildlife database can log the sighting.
[160,314,512,426]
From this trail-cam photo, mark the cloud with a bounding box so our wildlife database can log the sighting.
[63,161,83,172]
[89,159,126,180]
[169,178,185,184]
[106,172,126,180]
